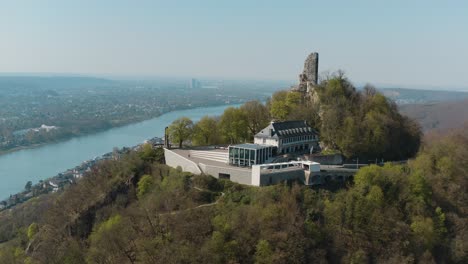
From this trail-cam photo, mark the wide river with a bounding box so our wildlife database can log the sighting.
[0,104,240,199]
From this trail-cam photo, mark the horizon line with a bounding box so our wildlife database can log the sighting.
[0,71,467,92]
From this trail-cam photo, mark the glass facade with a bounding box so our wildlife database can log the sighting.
[229,144,275,167]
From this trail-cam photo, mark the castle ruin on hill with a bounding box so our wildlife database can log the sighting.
[164,51,357,187]
[291,52,320,104]
[291,52,319,93]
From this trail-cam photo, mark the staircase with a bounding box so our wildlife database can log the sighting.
[189,150,229,163]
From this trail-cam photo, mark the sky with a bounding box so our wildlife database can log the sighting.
[0,0,467,89]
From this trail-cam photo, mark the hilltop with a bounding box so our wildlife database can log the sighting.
[0,127,466,263]
[0,54,466,263]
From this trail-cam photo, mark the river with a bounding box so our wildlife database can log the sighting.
[0,104,240,199]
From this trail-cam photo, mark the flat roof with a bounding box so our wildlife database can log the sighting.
[229,143,273,150]
[169,148,252,172]
[167,148,357,173]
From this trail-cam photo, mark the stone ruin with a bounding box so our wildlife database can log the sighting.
[291,52,319,93]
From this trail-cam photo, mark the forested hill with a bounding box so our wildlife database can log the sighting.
[400,98,468,133]
[0,128,467,263]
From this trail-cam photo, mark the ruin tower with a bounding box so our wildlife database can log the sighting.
[303,52,319,86]
[292,52,319,94]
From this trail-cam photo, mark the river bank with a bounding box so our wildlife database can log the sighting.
[0,103,242,200]
[0,102,235,157]
[0,137,163,212]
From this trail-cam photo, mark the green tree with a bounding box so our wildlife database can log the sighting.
[27,222,39,240]
[434,207,447,240]
[219,107,248,144]
[240,100,269,138]
[87,215,136,263]
[139,143,157,162]
[411,216,436,251]
[269,91,290,120]
[254,239,274,264]
[168,117,194,148]
[192,116,220,145]
[137,174,154,199]
[269,91,302,120]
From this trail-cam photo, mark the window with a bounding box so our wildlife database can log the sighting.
[219,173,230,180]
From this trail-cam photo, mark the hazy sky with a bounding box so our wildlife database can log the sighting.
[1,0,467,89]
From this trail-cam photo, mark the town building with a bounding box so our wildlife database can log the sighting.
[253,120,319,154]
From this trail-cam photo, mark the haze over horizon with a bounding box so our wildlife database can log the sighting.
[1,1,467,90]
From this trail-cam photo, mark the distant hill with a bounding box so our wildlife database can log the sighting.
[400,99,468,132]
[0,76,116,92]
[380,87,468,104]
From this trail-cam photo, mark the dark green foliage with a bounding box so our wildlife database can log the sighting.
[0,128,466,263]
[219,107,249,144]
[192,116,222,146]
[138,144,165,164]
[265,73,421,161]
[191,100,270,146]
[24,181,32,192]
[137,175,154,199]
[315,76,421,160]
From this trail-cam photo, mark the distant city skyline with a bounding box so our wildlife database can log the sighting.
[1,1,467,90]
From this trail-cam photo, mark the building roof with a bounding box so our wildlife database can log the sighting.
[229,143,273,150]
[254,120,318,139]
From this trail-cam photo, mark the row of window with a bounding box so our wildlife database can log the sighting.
[228,146,275,167]
[281,135,316,144]
[282,144,309,154]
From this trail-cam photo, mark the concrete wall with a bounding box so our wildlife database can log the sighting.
[164,148,202,174]
[252,166,306,186]
[199,163,252,185]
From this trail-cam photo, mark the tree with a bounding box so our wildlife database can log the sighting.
[25,181,32,191]
[27,223,39,240]
[269,91,302,120]
[192,116,220,146]
[254,240,274,264]
[137,175,154,199]
[240,101,269,138]
[87,215,136,263]
[168,117,194,148]
[411,216,436,251]
[219,107,248,144]
[139,143,164,163]
[269,91,290,120]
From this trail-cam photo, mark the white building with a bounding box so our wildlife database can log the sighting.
[254,121,319,155]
